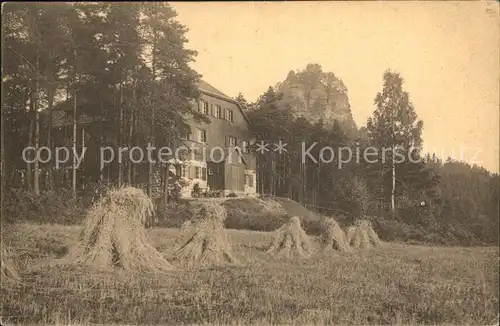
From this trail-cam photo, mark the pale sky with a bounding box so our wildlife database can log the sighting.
[171,1,499,173]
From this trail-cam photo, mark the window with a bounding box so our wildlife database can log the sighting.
[195,167,201,179]
[202,167,207,181]
[227,136,236,147]
[199,101,208,115]
[197,129,206,143]
[193,147,204,161]
[184,130,192,140]
[181,165,189,178]
[242,140,249,153]
[225,108,234,122]
[216,105,222,118]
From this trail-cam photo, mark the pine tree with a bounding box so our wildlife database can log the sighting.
[140,3,202,202]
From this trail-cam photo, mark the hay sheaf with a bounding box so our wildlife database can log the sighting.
[346,219,382,249]
[173,220,194,247]
[267,216,312,258]
[170,202,239,269]
[1,247,20,282]
[321,218,352,252]
[57,187,175,273]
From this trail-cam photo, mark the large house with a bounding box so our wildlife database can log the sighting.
[47,80,257,198]
[174,80,257,197]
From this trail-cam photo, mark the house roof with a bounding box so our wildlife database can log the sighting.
[197,80,251,125]
[197,80,231,99]
[51,80,251,127]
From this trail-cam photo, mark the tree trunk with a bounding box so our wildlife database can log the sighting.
[127,110,134,185]
[163,163,169,206]
[81,126,85,188]
[99,102,104,182]
[299,159,304,203]
[148,31,157,198]
[118,80,124,188]
[287,153,292,197]
[46,86,55,190]
[379,161,384,218]
[1,92,5,211]
[270,151,275,196]
[391,151,396,219]
[33,56,41,196]
[303,161,307,203]
[34,82,40,196]
[26,93,34,191]
[72,74,77,200]
[127,80,136,184]
[305,90,311,111]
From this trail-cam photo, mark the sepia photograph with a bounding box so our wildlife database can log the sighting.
[1,1,499,325]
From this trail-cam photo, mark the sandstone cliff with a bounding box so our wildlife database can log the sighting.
[274,65,358,137]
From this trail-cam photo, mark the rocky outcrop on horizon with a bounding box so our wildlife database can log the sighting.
[274,64,358,137]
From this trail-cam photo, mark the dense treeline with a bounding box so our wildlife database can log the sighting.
[245,68,498,245]
[1,3,497,245]
[2,2,204,200]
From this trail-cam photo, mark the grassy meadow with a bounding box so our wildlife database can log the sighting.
[1,223,498,325]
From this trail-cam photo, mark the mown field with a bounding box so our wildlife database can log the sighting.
[1,223,499,325]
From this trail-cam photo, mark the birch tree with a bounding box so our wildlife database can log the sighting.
[367,71,423,219]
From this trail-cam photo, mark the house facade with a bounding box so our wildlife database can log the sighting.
[45,80,257,198]
[174,80,257,198]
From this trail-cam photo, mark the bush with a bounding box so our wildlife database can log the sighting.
[227,192,238,198]
[373,218,487,246]
[3,189,85,224]
[223,198,324,234]
[335,176,371,221]
[225,210,287,232]
[155,200,193,228]
[300,218,324,236]
[156,198,292,232]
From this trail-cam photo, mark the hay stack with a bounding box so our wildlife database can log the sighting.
[170,202,239,268]
[173,220,194,247]
[321,218,351,252]
[58,187,175,272]
[267,216,312,258]
[1,247,20,282]
[346,219,382,249]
